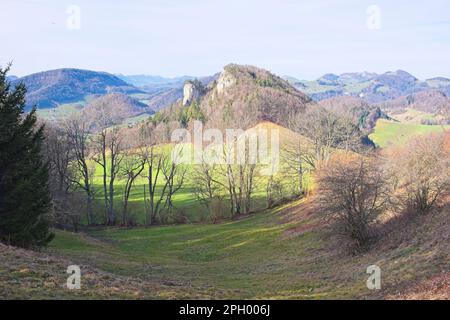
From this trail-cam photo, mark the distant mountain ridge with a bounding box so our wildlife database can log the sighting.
[10,66,450,125]
[116,74,195,87]
[285,70,450,103]
[12,68,143,109]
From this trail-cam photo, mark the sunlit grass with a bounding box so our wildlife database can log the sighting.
[369,119,449,148]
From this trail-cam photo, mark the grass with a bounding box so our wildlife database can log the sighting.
[32,196,448,299]
[46,200,360,299]
[36,102,84,120]
[369,119,450,148]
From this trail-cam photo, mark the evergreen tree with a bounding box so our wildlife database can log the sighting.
[0,65,54,248]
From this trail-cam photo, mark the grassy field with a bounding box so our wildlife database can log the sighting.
[2,197,448,299]
[369,119,450,148]
[36,102,84,120]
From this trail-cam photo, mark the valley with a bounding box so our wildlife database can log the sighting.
[2,196,448,299]
[1,63,449,300]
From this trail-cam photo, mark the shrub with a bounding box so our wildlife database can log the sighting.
[388,133,450,213]
[317,154,390,248]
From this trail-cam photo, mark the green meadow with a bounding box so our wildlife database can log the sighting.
[47,200,371,299]
[369,119,449,148]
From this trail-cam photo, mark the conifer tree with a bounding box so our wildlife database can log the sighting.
[0,65,54,248]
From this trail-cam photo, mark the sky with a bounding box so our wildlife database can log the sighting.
[1,0,450,80]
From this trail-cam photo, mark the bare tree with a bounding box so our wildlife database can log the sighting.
[289,107,362,168]
[142,146,161,225]
[106,127,124,225]
[86,98,125,225]
[317,155,391,248]
[239,161,257,215]
[92,126,124,225]
[388,133,450,213]
[139,123,187,225]
[281,137,314,196]
[220,144,241,216]
[93,129,108,223]
[192,159,225,222]
[64,116,96,225]
[44,122,83,230]
[219,135,257,217]
[119,151,145,226]
[45,123,71,193]
[162,148,187,215]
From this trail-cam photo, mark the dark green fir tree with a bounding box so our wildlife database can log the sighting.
[0,65,54,248]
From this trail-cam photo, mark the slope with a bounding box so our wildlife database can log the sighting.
[2,196,448,299]
[12,68,143,109]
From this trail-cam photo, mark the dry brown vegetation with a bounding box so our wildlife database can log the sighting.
[385,132,450,213]
[316,154,391,249]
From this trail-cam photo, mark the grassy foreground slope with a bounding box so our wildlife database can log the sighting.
[2,198,448,299]
[369,119,449,148]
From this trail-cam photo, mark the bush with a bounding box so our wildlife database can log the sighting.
[317,155,390,248]
[388,133,450,213]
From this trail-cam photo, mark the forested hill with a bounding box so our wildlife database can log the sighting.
[12,68,143,109]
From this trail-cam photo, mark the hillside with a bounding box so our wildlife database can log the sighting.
[83,93,154,122]
[317,96,390,130]
[12,68,143,110]
[200,64,312,128]
[286,70,448,104]
[2,197,448,299]
[379,89,450,124]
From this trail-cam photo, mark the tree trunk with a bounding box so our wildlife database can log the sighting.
[86,193,93,225]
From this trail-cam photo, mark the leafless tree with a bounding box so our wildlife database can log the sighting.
[44,122,83,230]
[93,129,108,223]
[45,123,71,193]
[219,135,257,216]
[139,123,186,225]
[192,159,225,221]
[93,126,124,225]
[317,155,391,248]
[140,123,164,225]
[64,115,96,225]
[388,133,450,213]
[281,138,313,196]
[119,151,145,226]
[239,161,257,215]
[162,148,188,215]
[289,107,362,168]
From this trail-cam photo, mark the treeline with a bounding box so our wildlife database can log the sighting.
[45,115,188,227]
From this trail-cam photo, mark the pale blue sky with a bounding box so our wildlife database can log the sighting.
[1,0,450,79]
